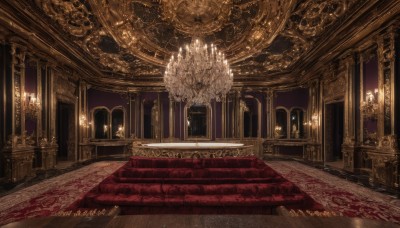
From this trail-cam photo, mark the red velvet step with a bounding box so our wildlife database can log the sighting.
[68,157,323,214]
[96,180,300,196]
[90,193,310,208]
[113,176,285,184]
[129,157,264,169]
[116,167,278,179]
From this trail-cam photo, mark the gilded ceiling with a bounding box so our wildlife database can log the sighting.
[22,0,360,86]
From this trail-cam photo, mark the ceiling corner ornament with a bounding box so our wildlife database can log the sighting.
[35,0,94,37]
[164,39,233,106]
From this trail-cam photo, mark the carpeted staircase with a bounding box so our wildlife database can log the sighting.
[68,157,322,214]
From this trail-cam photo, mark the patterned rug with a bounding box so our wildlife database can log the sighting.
[267,161,400,224]
[0,161,124,226]
[1,160,400,225]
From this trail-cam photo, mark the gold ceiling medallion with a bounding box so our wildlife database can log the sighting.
[88,0,294,66]
[161,0,232,35]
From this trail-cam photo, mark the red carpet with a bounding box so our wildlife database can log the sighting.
[268,161,400,224]
[1,159,399,225]
[0,161,124,226]
[68,157,322,214]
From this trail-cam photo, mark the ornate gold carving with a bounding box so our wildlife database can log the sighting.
[132,145,254,159]
[23,0,365,87]
[290,0,354,38]
[87,0,294,66]
[56,206,120,217]
[377,135,398,153]
[161,0,232,35]
[304,143,322,162]
[2,148,35,183]
[323,72,346,99]
[81,29,163,76]
[35,0,95,37]
[367,152,398,188]
[11,45,26,131]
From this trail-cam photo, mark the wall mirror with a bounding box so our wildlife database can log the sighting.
[361,50,378,145]
[141,100,155,139]
[92,106,126,140]
[290,108,305,139]
[111,108,124,139]
[185,105,211,140]
[275,108,287,139]
[241,97,260,138]
[93,108,109,139]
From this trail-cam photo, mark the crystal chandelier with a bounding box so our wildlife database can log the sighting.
[164,39,233,106]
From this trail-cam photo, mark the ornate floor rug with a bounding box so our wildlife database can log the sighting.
[267,161,400,224]
[0,161,124,226]
[1,160,400,225]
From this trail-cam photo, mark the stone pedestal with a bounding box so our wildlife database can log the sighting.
[304,143,322,162]
[2,146,35,183]
[34,146,57,170]
[342,144,356,172]
[79,144,94,161]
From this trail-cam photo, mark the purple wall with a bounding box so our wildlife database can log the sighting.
[173,102,183,139]
[25,64,37,135]
[275,88,308,109]
[215,101,222,139]
[88,89,128,110]
[160,92,169,138]
[363,56,378,134]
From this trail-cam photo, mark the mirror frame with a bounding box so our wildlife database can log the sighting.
[111,106,127,139]
[289,107,306,139]
[274,106,289,139]
[360,48,378,145]
[240,96,262,139]
[184,104,212,140]
[90,105,126,140]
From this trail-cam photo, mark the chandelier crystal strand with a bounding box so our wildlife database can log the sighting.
[164,39,233,106]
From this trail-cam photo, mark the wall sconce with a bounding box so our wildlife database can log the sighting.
[361,88,378,119]
[103,124,108,133]
[116,125,124,138]
[304,113,319,128]
[79,114,90,128]
[23,92,40,119]
[274,125,282,138]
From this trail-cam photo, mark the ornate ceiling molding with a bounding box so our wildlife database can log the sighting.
[2,0,396,90]
[88,0,294,66]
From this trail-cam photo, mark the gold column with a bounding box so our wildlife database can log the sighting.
[157,92,161,142]
[358,53,364,144]
[377,28,396,137]
[221,96,226,139]
[135,92,140,138]
[264,90,274,139]
[343,54,356,143]
[169,97,174,140]
[35,58,42,144]
[234,89,241,138]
